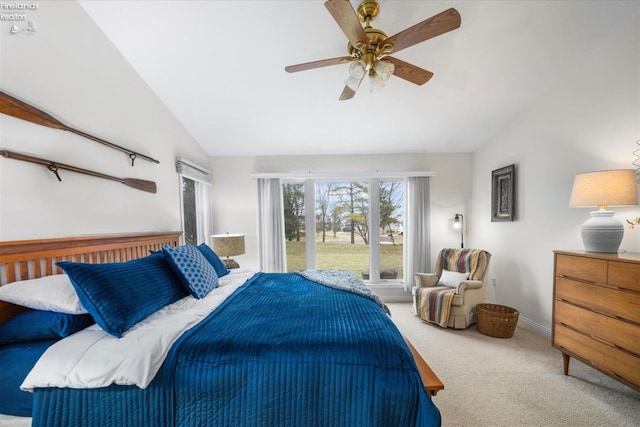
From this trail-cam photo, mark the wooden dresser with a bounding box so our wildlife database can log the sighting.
[552,250,640,392]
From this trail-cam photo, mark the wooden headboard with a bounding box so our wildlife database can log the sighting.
[0,231,181,322]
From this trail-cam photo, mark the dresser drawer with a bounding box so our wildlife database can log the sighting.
[554,324,640,389]
[608,261,640,292]
[555,254,607,283]
[554,300,640,356]
[555,277,640,324]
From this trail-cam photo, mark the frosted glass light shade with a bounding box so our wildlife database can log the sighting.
[374,60,394,81]
[569,169,638,253]
[369,72,385,92]
[345,60,367,91]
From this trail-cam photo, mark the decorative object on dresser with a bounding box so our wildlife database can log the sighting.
[569,169,638,253]
[210,233,245,269]
[0,90,159,166]
[552,250,640,392]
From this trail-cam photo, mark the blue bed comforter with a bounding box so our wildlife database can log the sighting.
[33,272,440,426]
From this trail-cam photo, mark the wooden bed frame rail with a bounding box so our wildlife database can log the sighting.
[0,231,181,322]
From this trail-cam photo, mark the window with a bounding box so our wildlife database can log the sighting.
[283,182,306,271]
[283,178,405,283]
[176,158,212,246]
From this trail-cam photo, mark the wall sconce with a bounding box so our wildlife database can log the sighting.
[210,233,245,269]
[452,214,464,248]
[569,169,638,253]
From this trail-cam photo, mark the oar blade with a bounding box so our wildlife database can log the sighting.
[0,91,66,130]
[122,178,157,193]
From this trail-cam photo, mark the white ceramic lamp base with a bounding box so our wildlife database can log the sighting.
[581,210,624,253]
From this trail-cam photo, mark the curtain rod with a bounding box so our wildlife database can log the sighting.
[250,170,435,179]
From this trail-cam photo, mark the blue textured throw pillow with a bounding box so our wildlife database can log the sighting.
[197,243,230,278]
[57,253,188,337]
[0,310,95,346]
[162,245,219,299]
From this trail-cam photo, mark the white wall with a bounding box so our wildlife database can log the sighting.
[0,1,208,240]
[210,153,473,270]
[471,9,640,335]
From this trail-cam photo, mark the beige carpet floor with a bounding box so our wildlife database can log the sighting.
[387,302,640,427]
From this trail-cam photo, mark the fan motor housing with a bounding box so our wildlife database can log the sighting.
[348,26,389,58]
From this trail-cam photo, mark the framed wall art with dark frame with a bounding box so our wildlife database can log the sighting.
[491,164,515,222]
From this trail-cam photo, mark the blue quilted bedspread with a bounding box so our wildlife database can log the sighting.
[32,272,440,426]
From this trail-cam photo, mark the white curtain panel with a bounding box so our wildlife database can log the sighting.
[257,178,287,272]
[195,183,210,245]
[404,177,431,292]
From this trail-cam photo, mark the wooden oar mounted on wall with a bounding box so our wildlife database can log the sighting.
[0,149,157,193]
[0,90,159,166]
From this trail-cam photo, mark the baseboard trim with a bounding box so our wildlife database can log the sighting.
[517,315,551,339]
[368,283,412,303]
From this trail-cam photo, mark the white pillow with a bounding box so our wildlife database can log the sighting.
[0,274,87,314]
[438,269,470,289]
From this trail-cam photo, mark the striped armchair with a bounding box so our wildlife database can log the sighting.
[412,248,492,329]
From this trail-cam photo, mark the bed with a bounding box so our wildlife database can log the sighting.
[0,232,443,426]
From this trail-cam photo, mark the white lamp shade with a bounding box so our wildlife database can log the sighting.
[569,169,638,208]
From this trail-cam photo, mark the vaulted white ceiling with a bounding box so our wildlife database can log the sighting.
[78,1,637,157]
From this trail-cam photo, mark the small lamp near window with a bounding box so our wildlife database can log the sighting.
[210,233,245,269]
[452,214,464,249]
[569,169,638,253]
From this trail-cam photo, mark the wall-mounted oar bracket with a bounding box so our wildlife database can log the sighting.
[47,163,62,181]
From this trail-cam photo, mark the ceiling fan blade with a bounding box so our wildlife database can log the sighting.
[386,57,433,86]
[325,0,369,50]
[339,86,356,101]
[285,56,353,73]
[384,8,461,54]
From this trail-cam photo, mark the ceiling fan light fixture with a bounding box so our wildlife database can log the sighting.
[345,73,365,92]
[373,60,394,81]
[348,59,367,78]
[369,69,385,92]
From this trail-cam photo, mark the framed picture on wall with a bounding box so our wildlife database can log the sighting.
[491,164,515,222]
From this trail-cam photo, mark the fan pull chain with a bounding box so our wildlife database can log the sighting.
[634,139,640,183]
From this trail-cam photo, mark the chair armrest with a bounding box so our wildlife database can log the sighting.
[456,279,484,293]
[415,273,439,288]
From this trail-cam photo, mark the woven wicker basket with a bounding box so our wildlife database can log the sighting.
[476,303,519,338]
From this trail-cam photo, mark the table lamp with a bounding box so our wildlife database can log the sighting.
[210,233,245,269]
[569,169,638,253]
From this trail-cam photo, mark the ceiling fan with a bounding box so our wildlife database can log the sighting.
[285,0,461,100]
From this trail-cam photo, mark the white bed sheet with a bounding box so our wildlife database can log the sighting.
[22,269,256,392]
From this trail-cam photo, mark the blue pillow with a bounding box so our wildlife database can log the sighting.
[0,310,95,346]
[57,253,188,338]
[0,340,56,417]
[162,245,219,299]
[197,243,230,278]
